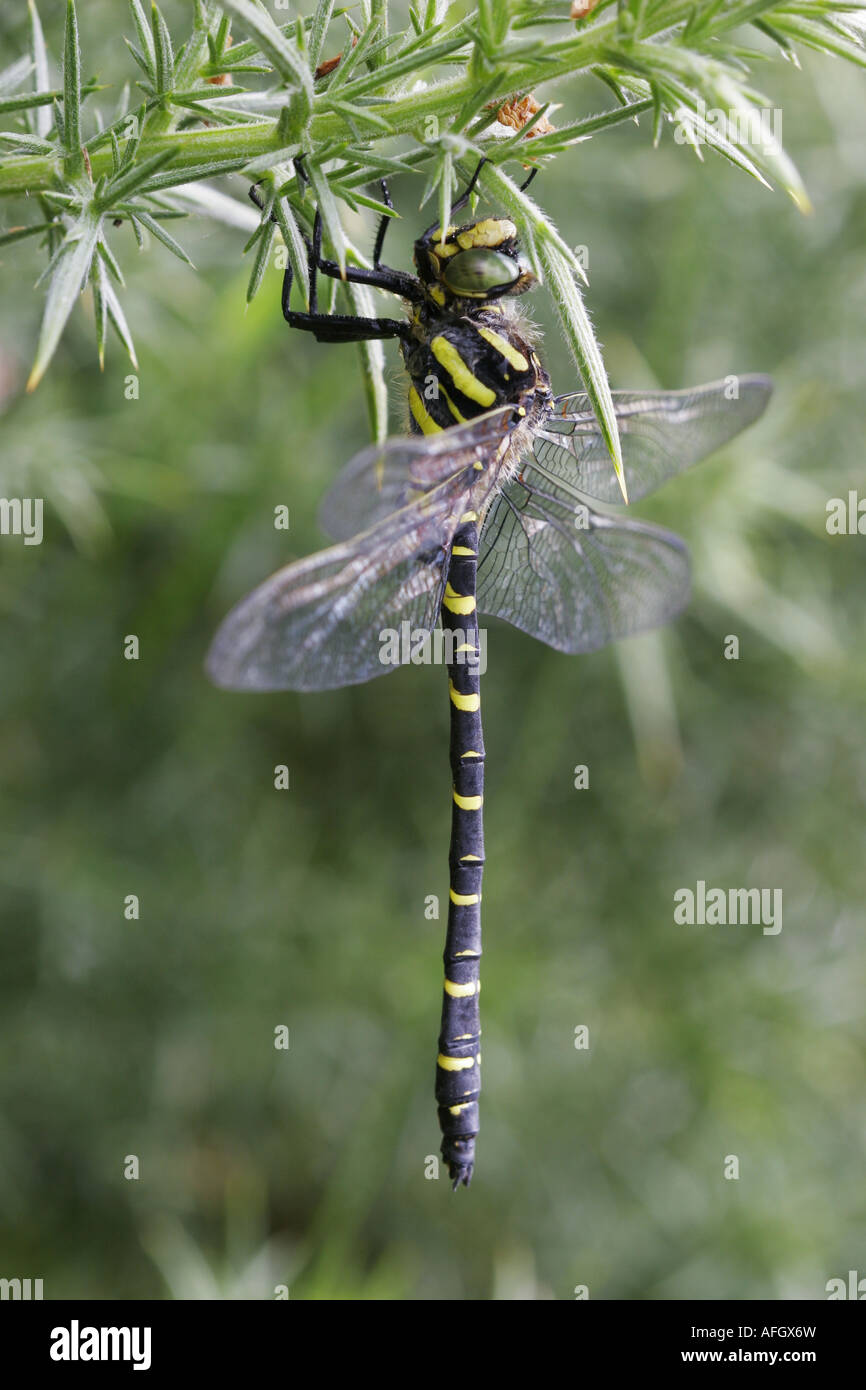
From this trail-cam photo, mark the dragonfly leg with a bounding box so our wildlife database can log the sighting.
[249,177,421,338]
[372,179,393,269]
[281,203,411,342]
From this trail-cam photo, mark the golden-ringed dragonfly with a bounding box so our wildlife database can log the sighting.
[207,163,771,1189]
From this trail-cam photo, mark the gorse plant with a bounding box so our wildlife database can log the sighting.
[1,0,864,478]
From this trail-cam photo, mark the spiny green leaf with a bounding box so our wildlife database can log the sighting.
[27,204,102,390]
[524,97,654,157]
[0,131,55,153]
[326,97,394,132]
[537,236,627,502]
[91,253,108,368]
[437,149,453,247]
[137,155,250,193]
[221,0,314,119]
[151,3,175,97]
[271,190,310,308]
[246,217,276,302]
[100,148,176,205]
[479,158,588,286]
[710,74,811,210]
[770,12,866,70]
[128,0,157,80]
[102,263,138,368]
[62,0,82,171]
[124,39,154,81]
[309,0,337,71]
[28,0,52,139]
[0,89,58,116]
[424,0,452,30]
[328,185,398,218]
[96,234,124,285]
[0,220,57,248]
[478,159,625,500]
[119,104,147,170]
[347,281,388,445]
[306,158,347,275]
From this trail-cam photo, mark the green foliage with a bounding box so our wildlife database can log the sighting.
[0,0,864,481]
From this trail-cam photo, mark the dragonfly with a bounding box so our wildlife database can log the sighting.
[207,161,772,1189]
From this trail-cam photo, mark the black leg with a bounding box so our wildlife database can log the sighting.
[373,179,393,269]
[451,156,488,216]
[309,209,323,315]
[519,167,539,194]
[282,312,410,343]
[418,157,488,245]
[278,247,409,342]
[250,170,418,340]
[307,254,422,301]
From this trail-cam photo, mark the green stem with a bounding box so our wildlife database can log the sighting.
[0,0,804,199]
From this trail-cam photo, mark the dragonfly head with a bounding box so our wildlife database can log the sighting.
[414,217,536,308]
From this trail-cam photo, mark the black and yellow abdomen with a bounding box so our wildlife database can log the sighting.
[403,309,547,436]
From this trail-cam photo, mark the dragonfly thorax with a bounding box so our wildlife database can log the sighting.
[403,305,551,437]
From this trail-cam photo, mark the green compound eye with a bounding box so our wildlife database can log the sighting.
[441,249,520,298]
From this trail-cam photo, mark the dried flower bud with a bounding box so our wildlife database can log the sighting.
[492,93,556,139]
[315,34,358,81]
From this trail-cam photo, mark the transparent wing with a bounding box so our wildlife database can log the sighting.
[535,374,772,504]
[477,474,691,655]
[319,406,514,540]
[207,476,473,693]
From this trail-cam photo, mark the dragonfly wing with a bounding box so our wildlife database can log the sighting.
[477,475,691,655]
[535,374,772,504]
[208,478,470,692]
[319,406,514,540]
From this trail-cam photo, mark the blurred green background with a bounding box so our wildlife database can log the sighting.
[1,3,864,1300]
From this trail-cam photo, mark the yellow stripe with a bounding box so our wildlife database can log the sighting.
[455,642,476,652]
[477,325,529,373]
[455,949,479,956]
[453,790,483,810]
[460,854,481,861]
[460,510,478,523]
[444,977,478,996]
[431,336,496,407]
[408,385,442,435]
[437,1053,475,1071]
[449,680,480,711]
[449,889,480,906]
[440,385,466,423]
[449,1103,472,1115]
[443,583,476,616]
[451,547,475,558]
